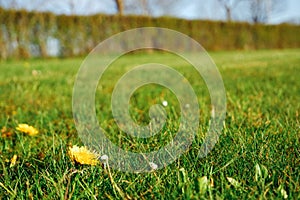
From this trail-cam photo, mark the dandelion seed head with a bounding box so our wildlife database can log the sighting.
[149,162,158,170]
[162,100,168,107]
[100,154,108,161]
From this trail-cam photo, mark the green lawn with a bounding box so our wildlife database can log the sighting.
[0,49,299,199]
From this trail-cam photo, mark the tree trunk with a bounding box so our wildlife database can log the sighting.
[115,0,124,15]
[225,6,231,22]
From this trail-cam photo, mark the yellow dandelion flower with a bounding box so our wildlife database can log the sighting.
[68,145,99,166]
[10,154,17,167]
[16,124,39,136]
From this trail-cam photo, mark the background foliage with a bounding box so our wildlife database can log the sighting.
[0,8,300,59]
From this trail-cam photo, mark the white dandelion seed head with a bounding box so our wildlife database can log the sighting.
[100,154,108,161]
[149,162,158,170]
[162,100,168,107]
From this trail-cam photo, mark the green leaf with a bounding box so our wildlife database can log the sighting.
[255,163,261,182]
[198,176,208,195]
[255,163,268,181]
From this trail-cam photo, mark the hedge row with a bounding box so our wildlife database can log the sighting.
[0,8,300,59]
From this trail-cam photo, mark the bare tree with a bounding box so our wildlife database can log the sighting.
[217,0,243,22]
[145,0,183,17]
[140,0,151,15]
[0,0,48,10]
[119,0,153,16]
[0,0,97,15]
[68,0,76,15]
[114,0,124,15]
[248,0,285,23]
[48,0,76,15]
[0,0,19,9]
[216,0,285,23]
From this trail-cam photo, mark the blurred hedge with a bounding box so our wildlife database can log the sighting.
[0,8,300,59]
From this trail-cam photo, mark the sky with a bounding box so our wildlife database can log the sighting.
[268,0,300,24]
[175,0,300,24]
[0,0,299,24]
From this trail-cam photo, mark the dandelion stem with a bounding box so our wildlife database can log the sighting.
[106,161,130,199]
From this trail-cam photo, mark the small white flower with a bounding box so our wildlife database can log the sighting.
[149,162,158,170]
[185,104,190,108]
[100,154,108,161]
[162,101,168,107]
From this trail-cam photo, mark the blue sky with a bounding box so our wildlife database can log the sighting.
[176,0,300,24]
[268,0,300,23]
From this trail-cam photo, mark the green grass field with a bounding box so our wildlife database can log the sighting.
[0,49,299,199]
